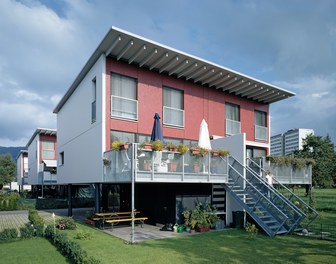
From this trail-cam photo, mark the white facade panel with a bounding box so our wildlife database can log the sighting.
[27,135,39,185]
[57,55,105,184]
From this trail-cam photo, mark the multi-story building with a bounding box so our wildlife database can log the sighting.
[271,128,314,156]
[26,128,57,197]
[54,27,315,236]
[16,150,31,192]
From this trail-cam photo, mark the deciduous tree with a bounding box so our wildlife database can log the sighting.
[294,135,335,188]
[0,154,16,190]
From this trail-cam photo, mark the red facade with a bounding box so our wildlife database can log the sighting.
[105,58,268,150]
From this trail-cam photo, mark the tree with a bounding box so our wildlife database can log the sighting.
[293,134,335,188]
[0,154,16,190]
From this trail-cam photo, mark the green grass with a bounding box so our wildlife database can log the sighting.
[0,237,67,264]
[65,225,336,264]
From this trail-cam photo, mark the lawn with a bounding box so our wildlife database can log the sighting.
[1,188,335,263]
[65,225,336,264]
[0,237,67,264]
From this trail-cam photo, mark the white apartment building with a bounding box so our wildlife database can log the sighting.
[270,128,314,156]
[16,150,31,191]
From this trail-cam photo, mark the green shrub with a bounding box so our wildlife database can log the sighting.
[0,193,20,211]
[20,223,35,238]
[45,229,101,264]
[0,228,18,241]
[245,222,258,239]
[75,231,92,240]
[56,217,76,230]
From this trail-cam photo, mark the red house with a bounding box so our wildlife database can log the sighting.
[54,27,315,236]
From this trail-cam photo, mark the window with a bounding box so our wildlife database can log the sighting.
[163,86,184,127]
[59,152,64,165]
[254,110,267,141]
[42,141,55,159]
[111,73,138,120]
[225,103,240,135]
[91,77,96,123]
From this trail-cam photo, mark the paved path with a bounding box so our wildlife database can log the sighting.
[0,208,88,232]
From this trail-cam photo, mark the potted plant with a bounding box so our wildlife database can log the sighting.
[142,160,151,171]
[182,210,191,232]
[140,141,153,150]
[178,143,188,155]
[111,141,129,151]
[190,146,209,157]
[166,143,178,152]
[211,149,230,157]
[152,140,165,151]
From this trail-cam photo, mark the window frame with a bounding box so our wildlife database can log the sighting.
[110,73,138,121]
[162,86,185,128]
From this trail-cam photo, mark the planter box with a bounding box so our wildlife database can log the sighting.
[197,226,210,232]
[85,219,96,227]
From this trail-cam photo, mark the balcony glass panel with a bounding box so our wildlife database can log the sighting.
[163,106,184,127]
[111,95,138,120]
[226,119,241,135]
[255,125,267,141]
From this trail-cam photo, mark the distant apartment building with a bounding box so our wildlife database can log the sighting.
[270,128,314,156]
[26,128,57,197]
[16,150,31,192]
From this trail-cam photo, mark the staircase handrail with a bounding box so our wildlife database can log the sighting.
[237,156,305,218]
[227,159,289,225]
[247,157,318,226]
[245,165,305,218]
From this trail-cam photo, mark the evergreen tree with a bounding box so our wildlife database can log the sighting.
[293,135,335,188]
[0,154,16,190]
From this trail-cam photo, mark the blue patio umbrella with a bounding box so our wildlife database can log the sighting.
[151,112,164,142]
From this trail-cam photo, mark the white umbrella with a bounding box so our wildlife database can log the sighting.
[198,119,212,150]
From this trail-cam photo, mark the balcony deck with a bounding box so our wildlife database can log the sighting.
[103,144,229,184]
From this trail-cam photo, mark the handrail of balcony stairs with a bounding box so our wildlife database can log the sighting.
[246,157,318,227]
[231,156,305,231]
[227,160,289,234]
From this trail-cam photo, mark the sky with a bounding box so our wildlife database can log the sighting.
[0,0,335,147]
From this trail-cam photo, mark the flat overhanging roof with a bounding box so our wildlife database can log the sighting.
[54,27,295,113]
[26,128,57,147]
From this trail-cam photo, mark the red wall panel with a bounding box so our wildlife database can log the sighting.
[105,58,269,150]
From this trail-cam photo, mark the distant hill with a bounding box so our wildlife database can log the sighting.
[0,146,26,160]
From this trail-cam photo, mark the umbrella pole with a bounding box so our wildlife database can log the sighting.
[131,143,135,244]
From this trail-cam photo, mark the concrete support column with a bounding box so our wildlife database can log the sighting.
[68,184,72,217]
[95,183,100,213]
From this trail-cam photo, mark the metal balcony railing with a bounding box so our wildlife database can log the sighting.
[103,143,229,183]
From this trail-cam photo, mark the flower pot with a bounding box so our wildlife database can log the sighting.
[85,219,96,227]
[142,143,153,150]
[191,149,201,155]
[120,143,129,150]
[185,226,191,232]
[193,164,200,173]
[197,226,210,232]
[211,151,219,157]
[168,162,178,172]
[143,162,151,171]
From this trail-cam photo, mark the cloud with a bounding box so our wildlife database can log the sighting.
[271,75,336,140]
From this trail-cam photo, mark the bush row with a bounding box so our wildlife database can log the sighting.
[45,225,101,264]
[0,193,20,211]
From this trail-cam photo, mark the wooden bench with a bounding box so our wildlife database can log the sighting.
[105,217,148,229]
[93,211,145,229]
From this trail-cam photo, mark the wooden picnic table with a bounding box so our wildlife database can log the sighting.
[93,211,147,229]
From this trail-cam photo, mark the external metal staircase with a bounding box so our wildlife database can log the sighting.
[223,156,312,236]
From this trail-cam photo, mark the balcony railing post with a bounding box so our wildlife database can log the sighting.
[182,155,185,181]
[208,154,211,181]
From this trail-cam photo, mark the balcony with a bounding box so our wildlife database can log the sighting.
[269,163,312,185]
[103,144,228,184]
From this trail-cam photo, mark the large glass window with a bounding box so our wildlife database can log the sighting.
[111,73,138,120]
[163,86,184,127]
[254,110,267,141]
[42,141,55,159]
[225,103,241,135]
